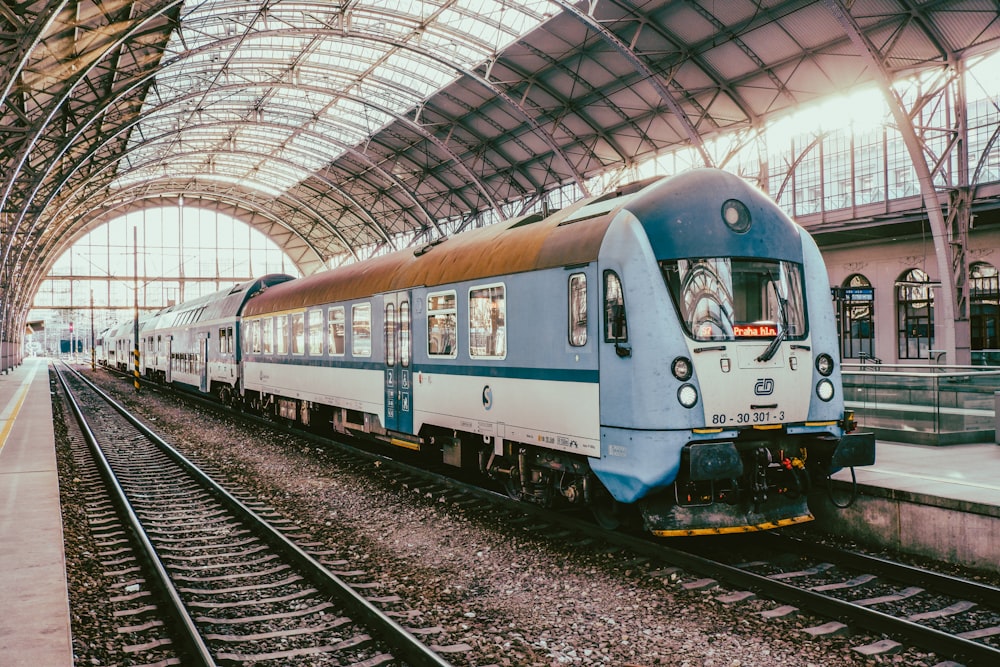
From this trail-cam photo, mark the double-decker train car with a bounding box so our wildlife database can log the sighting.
[103,319,140,372]
[233,168,874,536]
[94,327,110,366]
[136,275,294,403]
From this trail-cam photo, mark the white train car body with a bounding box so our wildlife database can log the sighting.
[201,169,873,535]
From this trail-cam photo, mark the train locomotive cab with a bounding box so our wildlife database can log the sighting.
[591,169,875,536]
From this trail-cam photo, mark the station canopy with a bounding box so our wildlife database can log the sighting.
[3,0,1000,292]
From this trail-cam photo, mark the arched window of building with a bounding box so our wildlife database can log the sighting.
[970,261,999,353]
[837,274,875,360]
[896,268,934,360]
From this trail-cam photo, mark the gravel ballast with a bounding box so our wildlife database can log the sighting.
[57,368,956,666]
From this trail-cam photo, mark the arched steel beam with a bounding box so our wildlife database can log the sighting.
[548,0,712,168]
[500,40,632,164]
[21,191,327,322]
[40,188,327,276]
[23,182,335,302]
[12,87,459,272]
[10,18,583,268]
[365,34,592,193]
[32,131,383,269]
[824,0,959,361]
[13,23,532,260]
[9,56,441,261]
[34,128,373,272]
[21,143,374,277]
[0,0,186,269]
[0,1,66,112]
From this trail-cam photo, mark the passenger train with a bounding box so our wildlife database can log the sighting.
[102,169,875,536]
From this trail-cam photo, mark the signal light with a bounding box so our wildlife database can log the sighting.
[671,356,692,381]
[816,353,834,376]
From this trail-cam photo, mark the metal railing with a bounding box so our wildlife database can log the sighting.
[842,363,1000,445]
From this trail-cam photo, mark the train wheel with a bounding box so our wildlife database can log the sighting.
[502,476,521,500]
[590,487,623,531]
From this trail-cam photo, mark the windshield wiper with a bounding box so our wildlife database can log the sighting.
[756,276,787,363]
[756,326,786,362]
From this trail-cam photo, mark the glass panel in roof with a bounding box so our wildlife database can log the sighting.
[119,1,552,196]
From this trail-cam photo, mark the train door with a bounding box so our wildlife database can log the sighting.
[165,337,173,383]
[199,334,209,393]
[598,267,634,421]
[383,291,413,433]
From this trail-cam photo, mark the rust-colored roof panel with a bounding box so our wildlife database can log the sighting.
[243,196,615,317]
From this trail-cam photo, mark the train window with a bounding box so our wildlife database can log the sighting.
[249,319,261,354]
[276,315,289,355]
[569,273,587,346]
[307,310,323,356]
[352,303,372,357]
[659,258,807,342]
[227,327,234,354]
[427,291,457,358]
[291,312,305,355]
[328,307,345,356]
[262,317,273,355]
[469,284,506,359]
[385,303,396,367]
[218,328,227,354]
[604,271,628,342]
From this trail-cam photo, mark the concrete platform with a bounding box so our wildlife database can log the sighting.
[0,358,73,666]
[811,440,1000,575]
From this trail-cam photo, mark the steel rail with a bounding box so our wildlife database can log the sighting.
[63,362,454,667]
[765,532,1000,607]
[55,362,217,666]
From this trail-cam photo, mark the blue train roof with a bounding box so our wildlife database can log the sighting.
[625,169,804,263]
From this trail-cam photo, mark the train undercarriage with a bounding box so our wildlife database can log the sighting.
[235,389,874,536]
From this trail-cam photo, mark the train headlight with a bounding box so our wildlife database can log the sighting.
[678,383,699,408]
[816,353,834,376]
[816,378,835,402]
[671,356,693,381]
[721,199,751,233]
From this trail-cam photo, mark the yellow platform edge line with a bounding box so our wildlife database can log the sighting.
[0,374,35,456]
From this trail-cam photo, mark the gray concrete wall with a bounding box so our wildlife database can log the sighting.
[810,485,1000,575]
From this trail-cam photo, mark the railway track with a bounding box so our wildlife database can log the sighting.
[677,531,1000,665]
[382,466,1000,666]
[56,362,455,666]
[91,364,1000,666]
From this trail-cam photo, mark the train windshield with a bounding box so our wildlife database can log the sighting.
[660,258,807,342]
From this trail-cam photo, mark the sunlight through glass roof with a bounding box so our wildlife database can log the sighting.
[116,0,552,195]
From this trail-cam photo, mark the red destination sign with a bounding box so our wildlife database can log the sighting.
[734,323,778,338]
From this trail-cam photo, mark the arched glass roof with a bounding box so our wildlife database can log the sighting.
[118,0,553,195]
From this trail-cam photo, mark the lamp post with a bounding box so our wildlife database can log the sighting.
[133,226,140,392]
